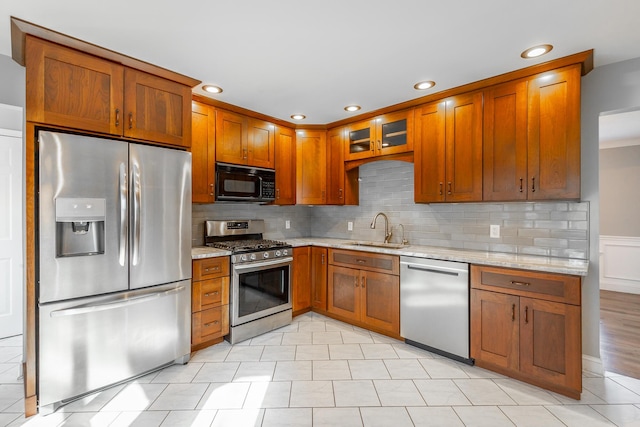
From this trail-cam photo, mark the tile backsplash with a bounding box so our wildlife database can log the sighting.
[192,160,589,260]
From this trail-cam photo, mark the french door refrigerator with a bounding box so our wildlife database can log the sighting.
[37,130,192,413]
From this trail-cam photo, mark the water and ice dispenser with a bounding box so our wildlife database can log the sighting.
[55,198,106,257]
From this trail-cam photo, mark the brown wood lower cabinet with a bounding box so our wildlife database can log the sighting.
[327,249,400,336]
[471,265,582,399]
[311,247,328,311]
[192,257,230,351]
[293,247,312,314]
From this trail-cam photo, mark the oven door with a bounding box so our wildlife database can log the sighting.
[231,257,292,326]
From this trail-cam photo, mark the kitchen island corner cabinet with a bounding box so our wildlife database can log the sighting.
[470,264,582,399]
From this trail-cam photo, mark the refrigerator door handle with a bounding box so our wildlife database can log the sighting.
[132,162,141,266]
[118,162,127,266]
[49,286,185,317]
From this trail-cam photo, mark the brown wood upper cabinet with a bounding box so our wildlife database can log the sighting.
[345,109,414,161]
[26,36,191,148]
[274,126,296,205]
[414,92,483,203]
[215,109,275,168]
[192,101,216,203]
[483,64,581,201]
[296,130,327,205]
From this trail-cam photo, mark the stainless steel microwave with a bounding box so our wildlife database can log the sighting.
[215,163,276,202]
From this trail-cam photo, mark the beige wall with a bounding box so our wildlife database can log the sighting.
[600,144,640,237]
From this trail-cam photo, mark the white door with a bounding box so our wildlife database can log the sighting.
[0,128,23,339]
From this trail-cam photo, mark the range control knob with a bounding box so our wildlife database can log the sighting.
[282,249,289,256]
[241,254,248,262]
[263,252,270,259]
[275,250,282,257]
[250,253,256,261]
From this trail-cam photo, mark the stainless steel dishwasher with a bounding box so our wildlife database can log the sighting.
[400,256,472,364]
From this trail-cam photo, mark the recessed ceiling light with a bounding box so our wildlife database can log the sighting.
[414,80,436,90]
[291,114,306,120]
[344,105,361,112]
[521,44,553,59]
[202,85,223,94]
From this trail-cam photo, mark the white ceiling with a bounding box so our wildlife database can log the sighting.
[2,0,640,124]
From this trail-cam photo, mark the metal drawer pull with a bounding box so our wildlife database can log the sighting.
[524,306,529,323]
[361,277,366,288]
[519,178,523,193]
[512,304,515,321]
[354,277,359,287]
[204,291,219,297]
[356,259,367,264]
[204,320,220,327]
[204,266,220,272]
[510,281,530,287]
[115,108,120,127]
[128,112,133,129]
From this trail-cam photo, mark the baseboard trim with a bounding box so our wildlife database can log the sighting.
[583,354,604,375]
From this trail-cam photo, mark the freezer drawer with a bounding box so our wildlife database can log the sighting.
[400,256,471,363]
[38,281,191,411]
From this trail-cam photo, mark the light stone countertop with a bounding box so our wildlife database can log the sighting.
[192,237,589,276]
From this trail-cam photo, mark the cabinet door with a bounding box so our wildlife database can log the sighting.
[327,265,360,322]
[123,68,191,148]
[361,271,399,334]
[445,92,483,202]
[311,247,328,310]
[327,127,346,204]
[248,118,275,168]
[483,80,528,201]
[296,130,327,204]
[470,289,519,371]
[274,126,296,205]
[527,65,581,200]
[414,101,446,202]
[25,36,124,135]
[377,109,414,157]
[191,102,216,203]
[519,297,581,391]
[346,119,375,161]
[216,109,249,165]
[293,247,312,312]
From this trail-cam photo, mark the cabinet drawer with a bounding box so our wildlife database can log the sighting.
[471,265,580,305]
[329,249,399,275]
[192,305,229,345]
[193,257,230,281]
[192,277,229,312]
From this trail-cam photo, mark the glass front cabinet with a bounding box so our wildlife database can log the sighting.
[345,109,414,161]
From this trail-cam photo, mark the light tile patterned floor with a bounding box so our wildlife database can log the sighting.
[2,312,640,426]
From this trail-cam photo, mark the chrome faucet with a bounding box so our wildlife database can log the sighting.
[370,212,392,243]
[397,223,408,245]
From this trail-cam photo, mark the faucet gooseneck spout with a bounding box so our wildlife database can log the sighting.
[370,212,392,243]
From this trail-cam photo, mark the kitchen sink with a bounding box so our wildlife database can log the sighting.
[347,241,409,249]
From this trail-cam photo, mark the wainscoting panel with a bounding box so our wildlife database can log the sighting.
[599,235,640,294]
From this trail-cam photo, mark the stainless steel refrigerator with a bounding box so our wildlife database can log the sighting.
[37,130,192,413]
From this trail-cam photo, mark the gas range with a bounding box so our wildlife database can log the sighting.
[204,220,292,265]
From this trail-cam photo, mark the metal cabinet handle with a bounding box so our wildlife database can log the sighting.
[204,320,220,327]
[276,189,280,199]
[512,304,515,321]
[356,259,367,264]
[519,178,523,193]
[439,182,443,195]
[204,266,220,272]
[524,306,529,324]
[354,276,359,287]
[210,183,214,196]
[511,281,530,287]
[128,112,133,129]
[378,140,382,150]
[243,148,248,159]
[531,177,536,193]
[115,108,120,127]
[361,276,366,288]
[204,291,219,297]
[447,182,452,195]
[370,141,374,152]
[321,253,325,265]
[338,189,343,199]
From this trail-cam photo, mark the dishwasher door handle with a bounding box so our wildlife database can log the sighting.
[406,264,461,276]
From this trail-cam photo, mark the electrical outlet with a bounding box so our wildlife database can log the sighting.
[285,220,291,229]
[347,221,353,231]
[490,224,500,238]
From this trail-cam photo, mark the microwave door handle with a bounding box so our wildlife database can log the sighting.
[118,162,127,266]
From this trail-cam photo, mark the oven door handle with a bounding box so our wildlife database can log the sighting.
[233,257,293,272]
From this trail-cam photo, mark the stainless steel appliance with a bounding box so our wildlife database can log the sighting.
[215,163,276,202]
[37,131,192,413]
[205,220,292,343]
[399,256,472,364]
